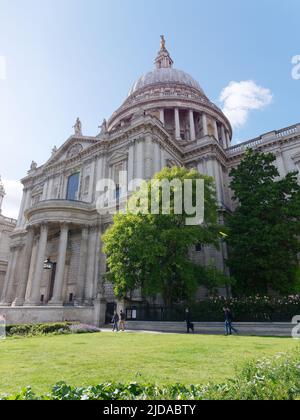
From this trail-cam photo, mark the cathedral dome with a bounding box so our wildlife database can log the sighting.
[128,67,205,97]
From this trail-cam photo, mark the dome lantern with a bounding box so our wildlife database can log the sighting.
[155,35,174,69]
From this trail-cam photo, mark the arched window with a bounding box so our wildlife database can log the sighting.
[66,173,80,201]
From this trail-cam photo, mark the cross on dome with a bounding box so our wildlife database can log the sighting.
[155,35,174,69]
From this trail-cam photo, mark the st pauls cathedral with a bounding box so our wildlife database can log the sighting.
[0,37,300,325]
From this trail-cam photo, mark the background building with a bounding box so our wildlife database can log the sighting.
[0,177,17,295]
[0,38,299,325]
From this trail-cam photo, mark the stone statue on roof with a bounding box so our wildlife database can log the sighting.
[73,118,82,136]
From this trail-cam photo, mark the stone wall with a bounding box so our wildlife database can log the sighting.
[0,303,105,326]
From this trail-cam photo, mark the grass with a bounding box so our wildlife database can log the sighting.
[0,332,298,394]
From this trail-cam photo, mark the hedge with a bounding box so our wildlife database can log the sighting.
[141,295,300,322]
[5,323,101,337]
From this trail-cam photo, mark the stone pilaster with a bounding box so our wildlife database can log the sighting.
[127,141,135,183]
[144,136,153,180]
[84,226,99,305]
[153,141,161,174]
[136,139,144,179]
[75,226,89,306]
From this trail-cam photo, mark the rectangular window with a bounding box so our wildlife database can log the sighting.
[195,243,202,252]
[115,184,120,201]
[66,173,80,201]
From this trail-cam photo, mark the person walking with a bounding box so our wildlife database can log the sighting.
[119,310,126,332]
[224,307,238,335]
[112,311,119,332]
[185,308,194,334]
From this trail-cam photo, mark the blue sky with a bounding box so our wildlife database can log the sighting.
[0,0,299,217]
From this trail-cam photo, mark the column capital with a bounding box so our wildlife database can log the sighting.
[60,222,69,231]
[40,223,48,232]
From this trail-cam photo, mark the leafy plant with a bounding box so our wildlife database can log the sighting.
[1,349,300,400]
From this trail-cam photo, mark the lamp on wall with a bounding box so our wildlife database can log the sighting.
[43,258,53,270]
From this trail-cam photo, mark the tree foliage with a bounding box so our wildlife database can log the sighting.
[103,167,222,305]
[227,149,300,295]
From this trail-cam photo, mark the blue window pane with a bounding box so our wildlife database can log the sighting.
[67,173,80,201]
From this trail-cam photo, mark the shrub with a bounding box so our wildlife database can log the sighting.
[69,324,101,334]
[5,322,102,337]
[156,295,300,322]
[6,323,72,337]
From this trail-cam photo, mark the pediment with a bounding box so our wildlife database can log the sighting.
[107,149,128,166]
[44,136,98,167]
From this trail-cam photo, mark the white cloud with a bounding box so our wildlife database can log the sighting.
[1,179,22,219]
[219,80,273,128]
[0,56,7,80]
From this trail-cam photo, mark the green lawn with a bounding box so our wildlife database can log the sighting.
[0,333,297,394]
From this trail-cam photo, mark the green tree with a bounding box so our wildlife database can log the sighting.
[227,149,300,295]
[103,167,222,305]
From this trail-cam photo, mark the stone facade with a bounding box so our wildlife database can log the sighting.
[0,39,300,326]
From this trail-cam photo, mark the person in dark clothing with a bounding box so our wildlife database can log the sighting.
[112,311,119,332]
[119,310,126,332]
[224,307,238,335]
[185,309,195,334]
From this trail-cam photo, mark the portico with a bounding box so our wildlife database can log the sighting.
[1,200,103,309]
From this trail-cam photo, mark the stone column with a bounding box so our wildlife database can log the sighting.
[202,113,208,136]
[12,227,35,306]
[75,226,89,306]
[175,108,181,140]
[189,110,196,141]
[160,109,165,126]
[0,249,18,306]
[24,224,48,306]
[49,223,69,306]
[214,120,219,140]
[84,226,98,305]
[221,125,226,148]
[226,131,231,148]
